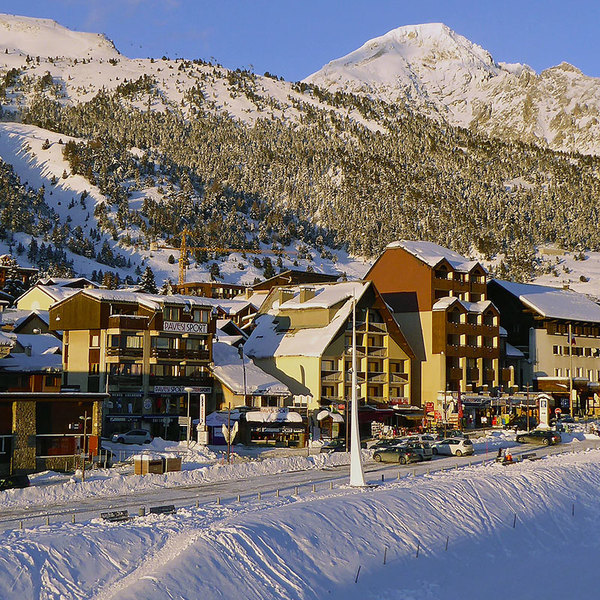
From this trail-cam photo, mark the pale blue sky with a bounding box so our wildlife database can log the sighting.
[3,0,600,81]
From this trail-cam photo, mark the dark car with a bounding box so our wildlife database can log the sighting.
[516,430,561,446]
[404,441,434,461]
[320,439,366,453]
[0,474,30,491]
[503,416,538,431]
[373,445,420,464]
[370,438,405,450]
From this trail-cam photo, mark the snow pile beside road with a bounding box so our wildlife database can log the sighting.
[2,449,600,599]
[3,450,358,510]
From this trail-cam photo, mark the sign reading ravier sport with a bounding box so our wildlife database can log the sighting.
[163,321,208,334]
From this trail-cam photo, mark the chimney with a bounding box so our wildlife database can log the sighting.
[278,289,295,304]
[299,287,315,303]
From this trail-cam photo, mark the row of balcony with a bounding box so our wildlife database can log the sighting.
[320,371,408,384]
[108,374,212,387]
[106,347,210,360]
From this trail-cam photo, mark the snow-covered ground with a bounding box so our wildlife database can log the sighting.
[1,447,599,599]
[1,430,600,599]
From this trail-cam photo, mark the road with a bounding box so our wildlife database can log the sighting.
[1,438,599,532]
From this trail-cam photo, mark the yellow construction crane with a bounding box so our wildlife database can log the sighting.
[151,229,296,285]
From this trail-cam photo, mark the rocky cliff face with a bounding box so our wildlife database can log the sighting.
[305,23,600,155]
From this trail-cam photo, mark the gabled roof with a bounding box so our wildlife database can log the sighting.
[16,284,80,306]
[211,341,289,396]
[385,240,485,273]
[432,297,497,314]
[245,281,370,358]
[37,277,97,288]
[0,332,62,372]
[67,289,213,311]
[491,279,600,323]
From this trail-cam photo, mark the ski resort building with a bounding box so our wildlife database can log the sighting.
[49,289,215,439]
[365,241,504,419]
[244,280,416,433]
[489,279,600,416]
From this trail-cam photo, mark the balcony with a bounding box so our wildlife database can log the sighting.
[149,375,212,387]
[321,372,342,384]
[501,368,513,382]
[368,322,387,333]
[106,347,143,358]
[150,348,210,360]
[390,372,409,384]
[483,369,495,382]
[466,368,479,381]
[108,374,143,387]
[367,347,387,358]
[367,372,387,384]
[344,346,366,358]
[447,367,463,380]
[108,315,149,330]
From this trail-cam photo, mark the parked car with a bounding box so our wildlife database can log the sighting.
[516,430,561,446]
[433,438,474,456]
[503,416,538,431]
[370,438,405,449]
[111,429,153,444]
[405,434,439,444]
[373,446,420,464]
[404,441,434,461]
[319,439,367,453]
[0,474,30,491]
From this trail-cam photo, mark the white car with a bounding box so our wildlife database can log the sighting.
[405,434,438,444]
[433,437,474,457]
[111,429,153,444]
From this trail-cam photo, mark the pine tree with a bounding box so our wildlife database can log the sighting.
[139,266,158,293]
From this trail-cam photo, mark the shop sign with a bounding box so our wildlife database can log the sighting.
[153,386,212,394]
[143,398,152,411]
[390,397,410,405]
[425,402,435,413]
[163,321,208,334]
[199,394,206,428]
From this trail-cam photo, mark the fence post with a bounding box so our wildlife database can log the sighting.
[354,565,361,584]
[295,486,299,495]
[276,489,279,497]
[383,547,387,565]
[513,513,517,528]
[445,536,449,551]
[416,540,420,558]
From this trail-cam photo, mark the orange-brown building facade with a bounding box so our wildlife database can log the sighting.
[365,241,503,411]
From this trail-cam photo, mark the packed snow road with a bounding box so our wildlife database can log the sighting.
[1,436,598,532]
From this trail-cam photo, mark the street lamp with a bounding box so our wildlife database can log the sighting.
[184,386,193,448]
[79,411,92,482]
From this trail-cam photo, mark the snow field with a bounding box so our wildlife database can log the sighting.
[1,448,600,599]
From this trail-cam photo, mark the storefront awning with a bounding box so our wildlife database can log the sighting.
[316,409,344,423]
[245,409,303,423]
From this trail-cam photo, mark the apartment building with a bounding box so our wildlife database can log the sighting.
[489,279,600,415]
[49,289,215,438]
[365,241,502,412]
[244,281,415,425]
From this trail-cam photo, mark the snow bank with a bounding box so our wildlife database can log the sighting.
[2,449,600,599]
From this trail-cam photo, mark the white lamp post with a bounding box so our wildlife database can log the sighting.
[184,386,193,447]
[79,411,92,482]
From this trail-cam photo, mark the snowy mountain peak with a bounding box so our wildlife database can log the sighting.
[0,13,120,59]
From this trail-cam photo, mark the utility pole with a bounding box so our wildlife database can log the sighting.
[569,323,574,417]
[227,403,231,464]
[79,411,91,482]
[525,384,529,431]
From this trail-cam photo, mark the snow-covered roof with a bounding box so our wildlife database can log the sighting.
[505,343,525,358]
[386,240,483,273]
[0,332,62,372]
[211,341,289,396]
[432,297,495,313]
[245,409,303,423]
[0,309,49,329]
[16,284,80,306]
[276,281,367,310]
[245,282,370,359]
[37,277,97,288]
[79,289,213,311]
[492,279,600,323]
[199,297,257,316]
[0,331,15,347]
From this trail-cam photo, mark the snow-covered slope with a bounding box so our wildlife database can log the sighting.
[306,23,600,156]
[1,447,600,599]
[0,13,120,59]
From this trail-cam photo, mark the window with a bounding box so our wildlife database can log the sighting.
[467,313,479,325]
[435,266,449,280]
[110,363,142,376]
[553,345,561,355]
[89,363,100,375]
[110,335,121,348]
[192,309,209,323]
[152,336,178,349]
[448,309,461,324]
[164,306,181,321]
[90,333,100,348]
[554,369,562,377]
[483,312,495,326]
